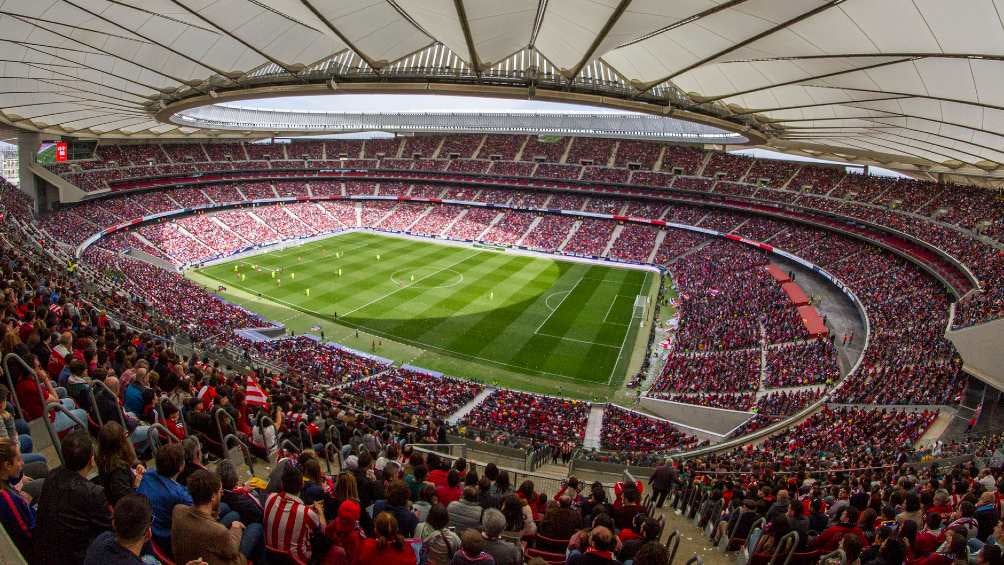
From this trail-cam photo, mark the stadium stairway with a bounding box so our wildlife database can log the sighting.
[446,386,496,425]
[582,404,606,450]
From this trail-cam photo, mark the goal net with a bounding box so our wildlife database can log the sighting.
[633,295,649,320]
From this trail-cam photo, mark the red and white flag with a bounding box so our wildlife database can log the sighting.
[245,377,269,408]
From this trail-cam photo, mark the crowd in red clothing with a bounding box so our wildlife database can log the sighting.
[599,405,701,453]
[458,389,589,448]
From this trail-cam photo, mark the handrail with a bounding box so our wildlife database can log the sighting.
[147,423,180,455]
[769,531,800,565]
[665,530,681,565]
[215,407,238,455]
[90,379,127,429]
[685,555,703,565]
[818,549,846,565]
[224,432,255,476]
[3,353,67,465]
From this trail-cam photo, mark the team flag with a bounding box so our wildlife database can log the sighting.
[245,377,269,408]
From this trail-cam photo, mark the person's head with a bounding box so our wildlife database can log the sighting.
[978,544,1004,565]
[482,508,507,539]
[96,421,137,473]
[335,471,359,500]
[879,538,906,565]
[518,480,535,499]
[182,436,202,466]
[839,506,859,526]
[187,468,222,508]
[302,457,324,484]
[839,533,863,564]
[926,513,943,531]
[899,519,918,544]
[640,517,661,542]
[461,528,485,555]
[112,494,153,548]
[500,494,525,529]
[0,438,22,480]
[357,451,372,471]
[373,511,404,549]
[788,499,804,518]
[904,492,921,512]
[281,463,304,496]
[484,463,498,481]
[155,442,185,479]
[386,481,411,507]
[447,469,461,488]
[633,542,670,565]
[558,495,572,509]
[589,526,616,551]
[61,430,95,473]
[943,532,968,561]
[426,503,450,530]
[217,459,239,491]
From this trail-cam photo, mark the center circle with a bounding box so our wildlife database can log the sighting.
[390,268,464,289]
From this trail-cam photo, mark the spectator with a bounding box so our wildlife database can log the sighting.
[34,430,113,565]
[812,507,868,552]
[481,508,522,565]
[323,499,365,565]
[451,528,496,565]
[568,526,622,565]
[83,494,152,565]
[0,437,34,558]
[648,461,675,509]
[217,459,263,526]
[264,463,325,563]
[418,503,462,565]
[136,441,192,551]
[374,481,419,537]
[540,495,583,539]
[358,511,417,565]
[96,421,145,506]
[172,468,259,565]
[976,492,1000,542]
[500,493,536,541]
[449,486,485,534]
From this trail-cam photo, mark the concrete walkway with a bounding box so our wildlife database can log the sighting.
[582,404,607,450]
[447,387,496,425]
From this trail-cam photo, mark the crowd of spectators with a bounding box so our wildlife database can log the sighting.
[346,368,483,422]
[563,220,616,256]
[599,405,701,453]
[458,390,589,448]
[649,350,760,395]
[764,340,840,388]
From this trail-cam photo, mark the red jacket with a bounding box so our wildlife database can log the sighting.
[810,524,868,552]
[356,539,417,565]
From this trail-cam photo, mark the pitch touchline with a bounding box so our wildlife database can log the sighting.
[340,250,483,317]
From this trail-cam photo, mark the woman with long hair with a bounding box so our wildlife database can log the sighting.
[416,504,461,565]
[500,493,536,542]
[357,512,416,565]
[95,421,144,506]
[332,471,373,534]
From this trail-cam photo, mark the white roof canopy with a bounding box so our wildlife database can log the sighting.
[1,0,1002,176]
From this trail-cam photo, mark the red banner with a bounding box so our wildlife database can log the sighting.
[54,141,68,162]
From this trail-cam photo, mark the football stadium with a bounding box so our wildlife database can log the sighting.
[0,2,1003,564]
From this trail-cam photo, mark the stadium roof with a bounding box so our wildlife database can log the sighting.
[1,0,1003,178]
[172,107,747,143]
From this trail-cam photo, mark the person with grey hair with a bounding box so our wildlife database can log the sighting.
[449,486,485,533]
[482,509,522,565]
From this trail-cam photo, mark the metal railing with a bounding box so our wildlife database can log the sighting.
[3,353,86,466]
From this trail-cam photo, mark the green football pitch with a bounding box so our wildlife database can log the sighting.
[191,231,658,398]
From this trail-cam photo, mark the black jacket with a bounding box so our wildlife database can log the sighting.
[35,467,112,565]
[649,465,676,491]
[222,488,264,525]
[96,464,134,507]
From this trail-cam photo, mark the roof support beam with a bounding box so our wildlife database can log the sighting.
[695,57,919,103]
[453,0,481,72]
[168,0,302,79]
[300,0,383,70]
[565,0,632,82]
[616,0,751,49]
[58,0,238,80]
[732,96,909,116]
[805,85,1004,113]
[642,0,846,91]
